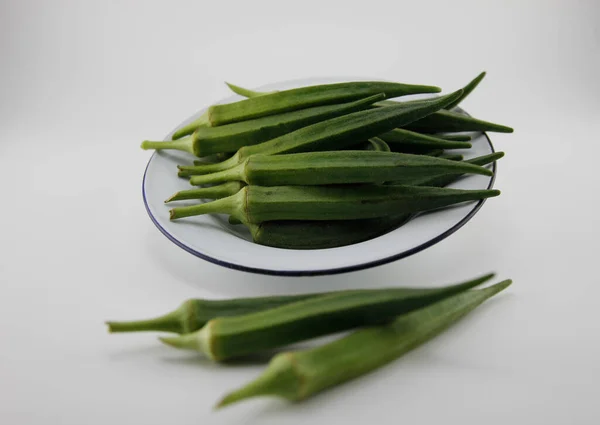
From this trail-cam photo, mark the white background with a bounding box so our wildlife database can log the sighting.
[1,1,599,424]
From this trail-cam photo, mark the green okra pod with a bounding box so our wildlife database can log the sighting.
[186,151,492,187]
[405,109,514,134]
[165,181,245,203]
[228,72,485,112]
[173,80,441,139]
[169,184,500,223]
[377,128,472,152]
[107,292,333,334]
[160,273,496,361]
[216,278,511,408]
[141,95,384,157]
[177,89,464,177]
[247,152,503,249]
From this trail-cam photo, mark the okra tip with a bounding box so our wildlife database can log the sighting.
[487,189,501,198]
[215,353,300,409]
[483,279,512,296]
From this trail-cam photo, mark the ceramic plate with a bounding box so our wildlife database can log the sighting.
[142,77,497,276]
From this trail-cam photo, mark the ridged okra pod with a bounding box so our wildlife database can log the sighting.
[169,184,500,223]
[160,273,495,360]
[141,95,384,157]
[405,109,514,134]
[247,152,503,249]
[187,151,492,187]
[227,72,485,112]
[177,89,464,177]
[107,292,332,334]
[217,278,511,407]
[377,128,472,153]
[173,80,441,139]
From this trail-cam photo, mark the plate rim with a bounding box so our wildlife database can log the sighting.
[141,87,497,277]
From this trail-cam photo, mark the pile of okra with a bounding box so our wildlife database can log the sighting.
[142,72,513,249]
[108,273,512,408]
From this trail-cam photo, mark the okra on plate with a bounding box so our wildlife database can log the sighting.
[186,151,492,187]
[141,94,384,157]
[405,109,514,134]
[244,152,503,249]
[159,273,495,361]
[216,278,511,408]
[227,72,486,111]
[169,184,500,223]
[376,128,472,152]
[172,80,441,139]
[177,89,464,177]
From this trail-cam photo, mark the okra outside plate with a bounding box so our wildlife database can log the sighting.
[142,77,497,276]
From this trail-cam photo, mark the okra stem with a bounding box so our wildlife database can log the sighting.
[107,306,187,333]
[141,136,196,156]
[179,153,241,177]
[165,181,245,203]
[168,191,243,221]
[188,162,246,186]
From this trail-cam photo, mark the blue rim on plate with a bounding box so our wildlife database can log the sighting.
[142,131,497,277]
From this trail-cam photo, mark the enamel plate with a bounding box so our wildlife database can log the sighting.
[142,77,497,276]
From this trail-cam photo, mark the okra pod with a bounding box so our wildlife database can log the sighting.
[228,72,485,112]
[160,273,495,360]
[141,95,384,157]
[377,128,472,151]
[216,278,511,408]
[173,80,441,139]
[165,181,245,203]
[247,152,503,249]
[107,292,330,334]
[169,184,500,223]
[405,109,514,134]
[187,151,492,187]
[177,89,464,177]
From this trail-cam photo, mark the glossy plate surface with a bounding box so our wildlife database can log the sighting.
[142,77,497,276]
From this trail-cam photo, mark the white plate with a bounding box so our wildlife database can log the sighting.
[142,77,497,276]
